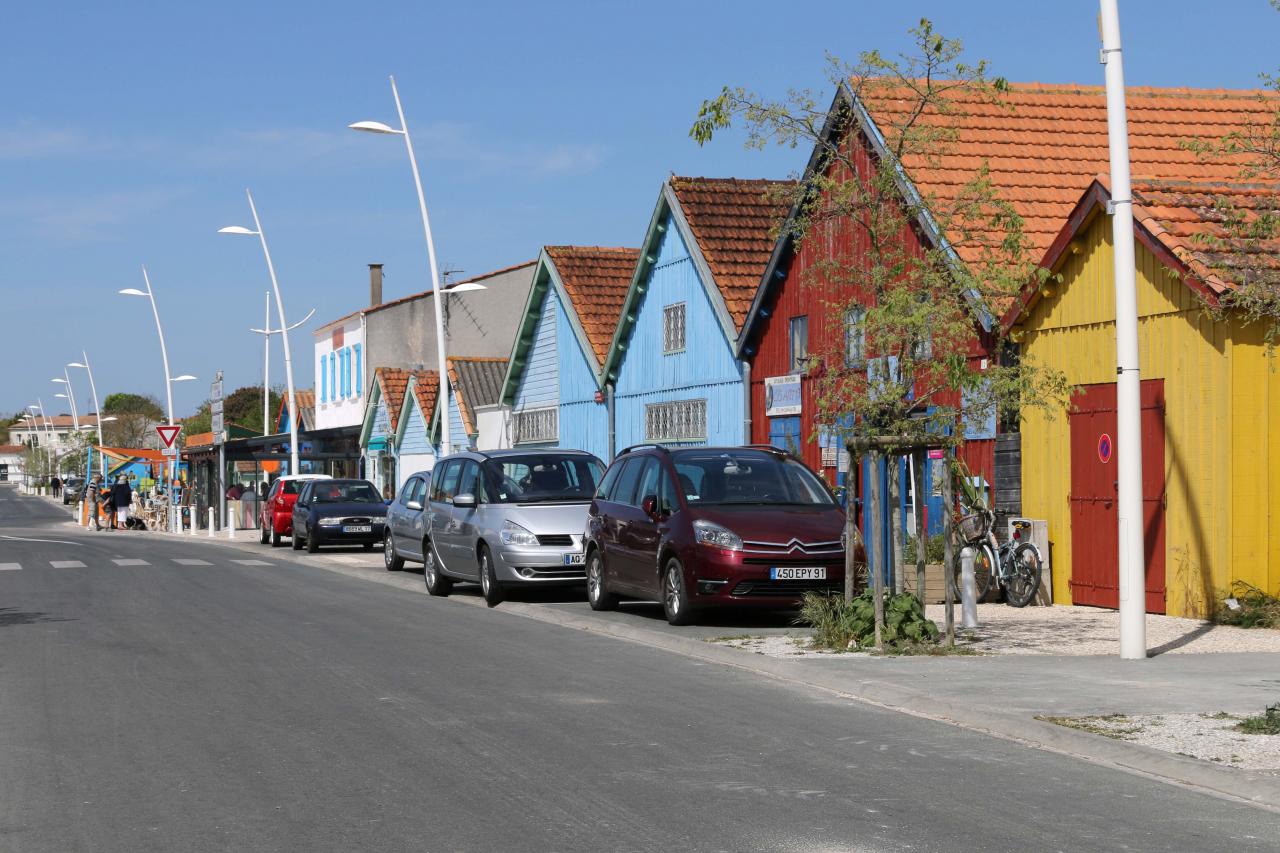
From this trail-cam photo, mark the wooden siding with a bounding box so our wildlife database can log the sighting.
[613,215,745,448]
[514,284,560,410]
[1016,213,1277,617]
[398,394,437,459]
[446,391,470,454]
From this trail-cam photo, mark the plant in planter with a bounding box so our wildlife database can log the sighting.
[801,590,940,651]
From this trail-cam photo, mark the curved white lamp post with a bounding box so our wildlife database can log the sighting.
[68,353,109,479]
[350,76,454,453]
[249,306,316,438]
[220,189,300,474]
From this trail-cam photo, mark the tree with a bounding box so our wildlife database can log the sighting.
[102,393,165,447]
[181,386,282,438]
[691,20,1070,642]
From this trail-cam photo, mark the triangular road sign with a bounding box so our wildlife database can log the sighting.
[156,425,182,448]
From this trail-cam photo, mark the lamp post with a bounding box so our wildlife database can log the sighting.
[68,353,109,480]
[220,190,300,474]
[120,267,197,485]
[250,305,316,437]
[52,369,80,478]
[350,75,454,452]
[29,402,54,483]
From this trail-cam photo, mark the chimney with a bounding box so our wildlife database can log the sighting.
[369,263,384,307]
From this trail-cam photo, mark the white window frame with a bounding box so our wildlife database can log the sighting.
[662,302,687,354]
[644,398,707,443]
[789,315,809,373]
[513,406,558,444]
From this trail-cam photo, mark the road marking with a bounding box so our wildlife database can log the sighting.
[0,563,21,571]
[173,559,212,566]
[230,559,271,566]
[1,534,81,546]
[112,558,149,566]
[49,560,86,568]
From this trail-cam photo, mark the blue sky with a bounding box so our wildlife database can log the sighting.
[3,0,1277,419]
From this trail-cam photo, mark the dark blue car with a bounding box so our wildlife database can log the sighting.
[290,479,388,553]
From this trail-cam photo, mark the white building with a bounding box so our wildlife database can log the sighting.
[0,445,25,483]
[9,414,97,449]
[314,309,366,432]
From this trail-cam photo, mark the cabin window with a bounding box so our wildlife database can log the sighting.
[844,306,866,368]
[789,315,809,373]
[645,398,707,443]
[513,407,558,444]
[662,302,687,354]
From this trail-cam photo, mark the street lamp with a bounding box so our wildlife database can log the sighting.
[52,370,81,478]
[350,75,454,452]
[219,189,300,473]
[249,305,316,438]
[69,353,109,479]
[120,267,196,484]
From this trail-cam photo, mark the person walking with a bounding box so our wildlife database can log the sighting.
[111,475,133,531]
[50,475,62,498]
[86,475,103,531]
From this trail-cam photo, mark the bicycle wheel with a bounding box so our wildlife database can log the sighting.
[951,540,994,603]
[1004,543,1043,608]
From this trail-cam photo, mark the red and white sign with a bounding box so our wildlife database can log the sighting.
[156,425,182,448]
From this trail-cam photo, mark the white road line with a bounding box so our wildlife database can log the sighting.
[112,558,149,566]
[172,559,212,566]
[1,534,81,546]
[0,563,21,571]
[49,560,86,568]
[230,559,271,566]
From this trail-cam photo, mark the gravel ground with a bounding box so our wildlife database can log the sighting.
[1039,713,1280,771]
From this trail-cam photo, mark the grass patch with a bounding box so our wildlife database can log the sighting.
[1036,714,1146,739]
[1235,703,1280,735]
[1215,581,1280,629]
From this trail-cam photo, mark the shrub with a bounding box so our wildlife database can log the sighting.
[799,589,940,651]
[1216,581,1280,629]
[904,533,946,564]
[1236,703,1280,736]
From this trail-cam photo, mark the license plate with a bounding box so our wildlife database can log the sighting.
[770,567,826,580]
[343,525,372,534]
[562,553,586,566]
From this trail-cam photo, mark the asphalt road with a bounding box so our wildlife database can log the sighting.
[2,487,1278,853]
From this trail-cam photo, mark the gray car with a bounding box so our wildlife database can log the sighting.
[385,449,605,607]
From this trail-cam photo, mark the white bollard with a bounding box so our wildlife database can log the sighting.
[207,508,216,537]
[227,517,236,540]
[190,509,198,536]
[960,546,979,629]
[79,501,87,529]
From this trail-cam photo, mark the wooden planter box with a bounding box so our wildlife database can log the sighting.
[902,563,948,604]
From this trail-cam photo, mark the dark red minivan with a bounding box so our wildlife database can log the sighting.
[584,445,848,625]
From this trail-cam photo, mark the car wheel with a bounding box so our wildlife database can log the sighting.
[479,545,503,608]
[272,529,282,548]
[424,541,453,597]
[662,557,695,626]
[384,535,405,571]
[260,524,269,545]
[291,530,303,550]
[306,528,319,553]
[586,550,618,611]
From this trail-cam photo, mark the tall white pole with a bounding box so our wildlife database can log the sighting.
[1100,0,1147,660]
[263,290,271,437]
[60,368,80,477]
[77,351,108,482]
[390,75,451,454]
[141,266,178,486]
[35,400,55,481]
[245,189,300,474]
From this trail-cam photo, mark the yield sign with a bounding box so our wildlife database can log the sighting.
[156,425,182,448]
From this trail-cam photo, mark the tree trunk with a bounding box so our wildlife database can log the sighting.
[890,456,903,595]
[844,447,860,604]
[942,445,956,647]
[914,450,927,606]
[869,451,885,651]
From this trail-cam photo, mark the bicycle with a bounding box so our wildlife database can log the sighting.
[954,506,1044,608]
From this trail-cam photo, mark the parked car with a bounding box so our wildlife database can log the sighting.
[62,477,86,505]
[290,479,388,553]
[259,474,331,546]
[408,449,605,607]
[584,445,848,625]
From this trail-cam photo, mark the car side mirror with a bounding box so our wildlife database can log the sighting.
[641,495,659,519]
[406,499,423,511]
[452,493,476,509]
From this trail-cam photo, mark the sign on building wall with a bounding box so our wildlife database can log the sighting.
[764,375,802,417]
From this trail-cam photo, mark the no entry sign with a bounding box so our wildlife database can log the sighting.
[1097,433,1113,464]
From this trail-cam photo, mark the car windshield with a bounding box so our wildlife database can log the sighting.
[279,479,309,496]
[484,455,604,503]
[312,481,381,503]
[672,451,835,506]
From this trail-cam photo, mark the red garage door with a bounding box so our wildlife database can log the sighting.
[1067,381,1166,613]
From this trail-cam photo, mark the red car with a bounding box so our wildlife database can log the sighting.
[585,445,849,625]
[259,474,331,546]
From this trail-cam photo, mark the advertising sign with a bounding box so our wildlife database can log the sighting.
[764,375,802,417]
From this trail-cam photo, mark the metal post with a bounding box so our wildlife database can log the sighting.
[218,441,226,532]
[263,290,271,436]
[869,451,885,651]
[942,445,956,646]
[889,455,903,595]
[1099,0,1147,661]
[844,446,860,605]
[960,546,979,628]
[913,450,927,605]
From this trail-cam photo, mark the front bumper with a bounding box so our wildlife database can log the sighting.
[312,522,386,546]
[493,544,587,584]
[684,546,846,606]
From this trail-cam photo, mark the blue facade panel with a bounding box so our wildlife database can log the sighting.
[559,399,609,461]
[398,396,437,459]
[513,286,560,411]
[612,215,744,449]
[446,392,470,454]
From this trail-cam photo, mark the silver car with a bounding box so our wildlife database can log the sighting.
[411,449,606,607]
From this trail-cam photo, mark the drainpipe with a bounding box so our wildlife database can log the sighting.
[742,361,752,445]
[606,383,616,461]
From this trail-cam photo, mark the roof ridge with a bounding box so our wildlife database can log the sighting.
[869,77,1277,99]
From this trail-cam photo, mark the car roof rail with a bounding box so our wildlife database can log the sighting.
[617,443,670,456]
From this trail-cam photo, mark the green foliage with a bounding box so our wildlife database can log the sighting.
[183,386,281,437]
[904,533,945,564]
[1235,703,1280,736]
[799,589,940,651]
[1216,581,1280,629]
[102,393,164,419]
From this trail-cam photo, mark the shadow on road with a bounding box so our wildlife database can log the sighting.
[0,608,75,628]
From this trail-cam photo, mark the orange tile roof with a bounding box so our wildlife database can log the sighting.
[859,81,1277,261]
[545,246,639,364]
[408,370,440,428]
[669,176,793,329]
[373,367,412,433]
[0,444,25,455]
[97,446,169,462]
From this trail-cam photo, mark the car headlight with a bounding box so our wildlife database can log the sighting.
[500,519,539,547]
[318,516,341,526]
[693,519,743,551]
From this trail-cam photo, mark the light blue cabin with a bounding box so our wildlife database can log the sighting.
[393,371,441,485]
[501,246,637,462]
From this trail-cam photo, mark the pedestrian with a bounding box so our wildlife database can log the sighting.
[111,474,133,530]
[51,475,61,498]
[86,475,103,531]
[102,483,116,530]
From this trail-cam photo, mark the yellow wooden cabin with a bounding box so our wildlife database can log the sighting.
[1006,177,1280,618]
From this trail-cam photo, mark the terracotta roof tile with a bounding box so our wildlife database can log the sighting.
[545,246,639,364]
[859,81,1278,260]
[408,371,440,427]
[669,176,793,330]
[374,368,412,433]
